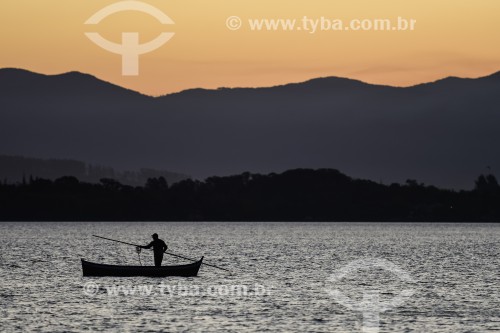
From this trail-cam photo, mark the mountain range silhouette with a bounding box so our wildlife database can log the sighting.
[1,68,499,189]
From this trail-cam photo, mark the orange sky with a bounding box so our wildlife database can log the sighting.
[1,0,500,95]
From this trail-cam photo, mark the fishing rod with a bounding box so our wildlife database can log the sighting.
[92,235,232,273]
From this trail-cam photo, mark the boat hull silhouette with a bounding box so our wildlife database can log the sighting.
[81,257,203,277]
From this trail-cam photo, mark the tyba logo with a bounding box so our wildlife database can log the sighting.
[84,1,175,76]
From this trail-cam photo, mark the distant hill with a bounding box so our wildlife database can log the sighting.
[0,155,189,186]
[1,68,499,189]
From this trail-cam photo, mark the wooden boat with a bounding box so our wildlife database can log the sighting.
[81,257,203,277]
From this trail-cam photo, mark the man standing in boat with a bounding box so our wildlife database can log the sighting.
[138,233,168,267]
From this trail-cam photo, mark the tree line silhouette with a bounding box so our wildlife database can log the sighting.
[0,169,499,221]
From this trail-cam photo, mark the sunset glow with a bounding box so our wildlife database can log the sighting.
[1,0,500,95]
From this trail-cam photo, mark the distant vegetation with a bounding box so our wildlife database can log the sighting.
[0,155,189,187]
[0,169,498,221]
[2,68,500,189]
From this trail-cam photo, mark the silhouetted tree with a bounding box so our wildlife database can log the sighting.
[145,177,168,191]
[475,174,500,193]
[100,178,123,191]
[486,174,499,189]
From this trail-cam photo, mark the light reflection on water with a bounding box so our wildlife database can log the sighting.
[0,222,499,332]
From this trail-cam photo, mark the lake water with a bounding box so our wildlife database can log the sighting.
[0,222,499,332]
